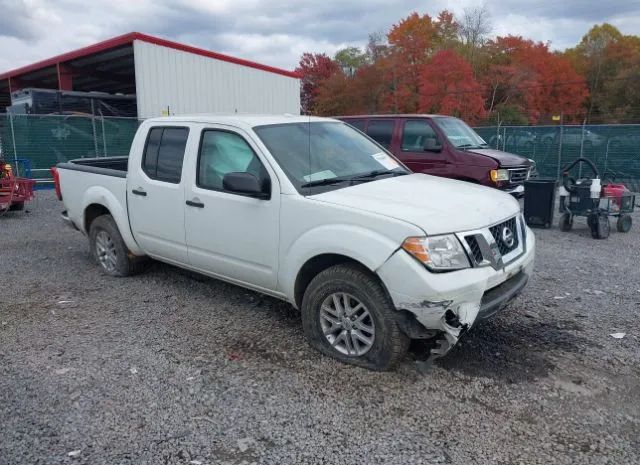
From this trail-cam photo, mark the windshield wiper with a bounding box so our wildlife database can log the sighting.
[349,169,408,181]
[300,176,353,188]
[457,144,486,149]
[300,169,408,188]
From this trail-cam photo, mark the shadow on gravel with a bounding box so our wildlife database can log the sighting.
[410,315,598,383]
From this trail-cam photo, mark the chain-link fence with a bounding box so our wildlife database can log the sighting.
[0,113,140,184]
[1,113,639,191]
[474,124,640,192]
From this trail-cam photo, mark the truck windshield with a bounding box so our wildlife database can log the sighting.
[254,121,408,193]
[434,117,488,149]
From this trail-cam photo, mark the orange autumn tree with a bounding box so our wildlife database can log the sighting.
[385,12,439,112]
[296,53,341,114]
[419,50,486,123]
[484,36,588,122]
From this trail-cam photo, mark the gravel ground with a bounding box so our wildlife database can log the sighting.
[1,191,639,465]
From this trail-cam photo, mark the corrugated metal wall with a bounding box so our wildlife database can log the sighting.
[133,40,300,119]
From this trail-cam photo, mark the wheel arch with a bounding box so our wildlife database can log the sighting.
[81,186,144,255]
[294,253,375,309]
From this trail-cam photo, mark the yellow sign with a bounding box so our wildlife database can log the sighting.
[552,115,561,121]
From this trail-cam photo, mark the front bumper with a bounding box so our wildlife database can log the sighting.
[502,184,525,198]
[377,227,535,355]
[476,270,528,322]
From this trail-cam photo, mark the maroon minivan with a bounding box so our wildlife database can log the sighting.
[339,115,535,196]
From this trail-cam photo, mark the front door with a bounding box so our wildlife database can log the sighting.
[184,127,280,291]
[128,126,191,265]
[397,119,450,176]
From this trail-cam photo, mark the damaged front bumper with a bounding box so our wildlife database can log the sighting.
[377,228,535,358]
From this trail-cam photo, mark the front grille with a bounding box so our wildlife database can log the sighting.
[508,168,529,184]
[489,217,519,255]
[464,235,483,264]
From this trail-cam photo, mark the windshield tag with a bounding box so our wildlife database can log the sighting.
[303,170,336,182]
[371,152,400,170]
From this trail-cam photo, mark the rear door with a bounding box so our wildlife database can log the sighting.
[128,126,191,265]
[183,126,280,291]
[397,119,450,175]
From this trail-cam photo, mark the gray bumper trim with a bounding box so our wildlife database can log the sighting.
[476,271,528,321]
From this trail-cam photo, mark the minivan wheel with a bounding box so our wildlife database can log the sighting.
[89,215,145,277]
[301,264,409,371]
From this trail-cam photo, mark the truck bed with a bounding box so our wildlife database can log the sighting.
[56,156,129,234]
[57,156,128,178]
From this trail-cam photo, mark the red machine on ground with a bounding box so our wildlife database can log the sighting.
[0,157,35,214]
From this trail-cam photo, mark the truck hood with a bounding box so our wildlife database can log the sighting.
[310,173,520,235]
[467,148,531,168]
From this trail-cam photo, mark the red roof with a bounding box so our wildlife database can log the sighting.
[0,32,300,80]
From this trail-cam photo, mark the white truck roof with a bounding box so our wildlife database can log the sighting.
[143,114,335,129]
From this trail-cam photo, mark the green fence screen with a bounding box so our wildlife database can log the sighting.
[474,125,640,191]
[0,114,639,191]
[0,114,140,182]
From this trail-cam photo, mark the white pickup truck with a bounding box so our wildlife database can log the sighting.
[55,115,535,370]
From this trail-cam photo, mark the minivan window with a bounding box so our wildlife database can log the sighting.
[142,127,189,183]
[345,119,366,131]
[402,120,440,151]
[366,120,394,148]
[434,117,487,149]
[254,122,407,193]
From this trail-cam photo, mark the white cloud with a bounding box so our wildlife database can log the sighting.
[0,0,638,74]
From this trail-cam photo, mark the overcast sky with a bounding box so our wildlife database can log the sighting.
[1,0,640,74]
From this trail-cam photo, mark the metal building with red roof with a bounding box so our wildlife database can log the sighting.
[0,32,301,117]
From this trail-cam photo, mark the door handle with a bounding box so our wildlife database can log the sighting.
[131,189,147,196]
[186,199,205,208]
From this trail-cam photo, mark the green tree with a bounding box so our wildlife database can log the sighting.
[334,47,368,75]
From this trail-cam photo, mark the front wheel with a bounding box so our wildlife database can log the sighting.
[560,213,573,231]
[301,264,409,371]
[89,215,145,276]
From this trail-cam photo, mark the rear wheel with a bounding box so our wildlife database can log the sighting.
[560,213,573,231]
[89,215,145,276]
[590,214,610,239]
[8,202,24,211]
[616,214,632,233]
[301,263,409,371]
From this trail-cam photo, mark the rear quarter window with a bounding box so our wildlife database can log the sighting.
[344,119,366,131]
[366,120,394,148]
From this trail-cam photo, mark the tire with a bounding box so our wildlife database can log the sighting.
[560,213,573,231]
[616,214,632,233]
[8,202,24,211]
[301,263,409,371]
[89,215,145,276]
[590,214,610,239]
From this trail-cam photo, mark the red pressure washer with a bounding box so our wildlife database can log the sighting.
[558,158,635,239]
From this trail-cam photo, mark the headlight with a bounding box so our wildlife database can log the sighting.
[490,169,509,183]
[402,235,470,271]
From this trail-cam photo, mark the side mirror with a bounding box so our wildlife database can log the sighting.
[222,172,270,199]
[423,138,442,152]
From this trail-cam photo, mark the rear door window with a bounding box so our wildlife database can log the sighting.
[142,127,189,183]
[366,120,394,148]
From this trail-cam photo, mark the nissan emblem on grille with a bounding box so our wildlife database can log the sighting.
[501,226,515,248]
